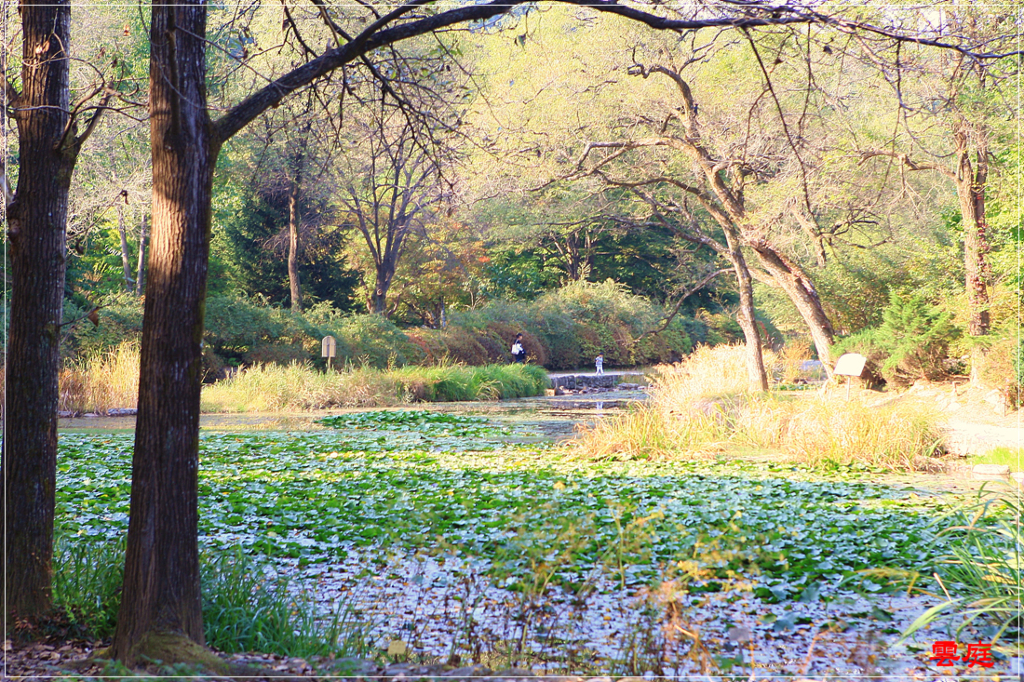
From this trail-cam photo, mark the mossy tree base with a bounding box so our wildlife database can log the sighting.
[111,632,234,675]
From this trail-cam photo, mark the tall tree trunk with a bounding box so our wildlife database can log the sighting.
[953,122,992,384]
[118,205,134,290]
[748,239,835,367]
[111,0,214,664]
[288,178,303,311]
[722,227,768,392]
[3,0,77,622]
[136,215,148,296]
[372,269,390,314]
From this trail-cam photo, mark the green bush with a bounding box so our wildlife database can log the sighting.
[835,292,960,384]
[406,327,490,366]
[68,293,145,359]
[450,280,699,370]
[330,313,424,368]
[64,282,706,374]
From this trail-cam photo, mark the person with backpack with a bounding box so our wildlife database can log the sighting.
[510,333,526,363]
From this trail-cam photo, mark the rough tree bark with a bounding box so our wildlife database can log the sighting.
[722,227,769,392]
[747,240,835,366]
[860,114,994,384]
[110,0,216,664]
[287,177,303,311]
[3,0,79,621]
[372,254,398,314]
[953,121,992,339]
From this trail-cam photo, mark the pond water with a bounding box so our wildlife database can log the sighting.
[57,389,650,437]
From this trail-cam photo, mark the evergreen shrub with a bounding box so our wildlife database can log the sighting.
[835,292,960,384]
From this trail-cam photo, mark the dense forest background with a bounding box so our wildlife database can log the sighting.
[2,3,1020,385]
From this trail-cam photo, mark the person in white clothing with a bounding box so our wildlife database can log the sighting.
[595,353,604,375]
[510,333,525,363]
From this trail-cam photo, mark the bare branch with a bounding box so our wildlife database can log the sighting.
[857,149,956,179]
[73,87,117,149]
[212,0,828,145]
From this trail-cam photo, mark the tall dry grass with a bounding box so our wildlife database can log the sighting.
[736,395,941,470]
[649,344,769,409]
[577,345,764,460]
[200,361,548,412]
[59,341,140,414]
[576,343,942,470]
[778,340,812,384]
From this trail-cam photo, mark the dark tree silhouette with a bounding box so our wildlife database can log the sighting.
[3,0,112,622]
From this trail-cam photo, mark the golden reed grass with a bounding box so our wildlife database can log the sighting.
[59,341,140,414]
[576,343,942,470]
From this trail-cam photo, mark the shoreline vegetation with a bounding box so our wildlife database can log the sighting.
[200,362,551,412]
[57,351,552,414]
[575,344,945,471]
[51,281,705,414]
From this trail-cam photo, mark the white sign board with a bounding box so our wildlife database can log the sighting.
[321,335,336,358]
[833,353,866,378]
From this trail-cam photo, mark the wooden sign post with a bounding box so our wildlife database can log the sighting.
[833,352,867,400]
[321,335,337,371]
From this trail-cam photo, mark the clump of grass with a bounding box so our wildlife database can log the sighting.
[577,343,942,470]
[52,536,375,658]
[778,339,811,384]
[901,488,1023,651]
[650,344,765,408]
[59,340,140,414]
[575,404,729,461]
[739,395,942,470]
[202,548,375,659]
[200,362,403,412]
[201,361,547,412]
[576,345,767,461]
[52,534,126,638]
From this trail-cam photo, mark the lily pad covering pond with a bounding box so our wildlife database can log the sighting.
[55,409,999,675]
